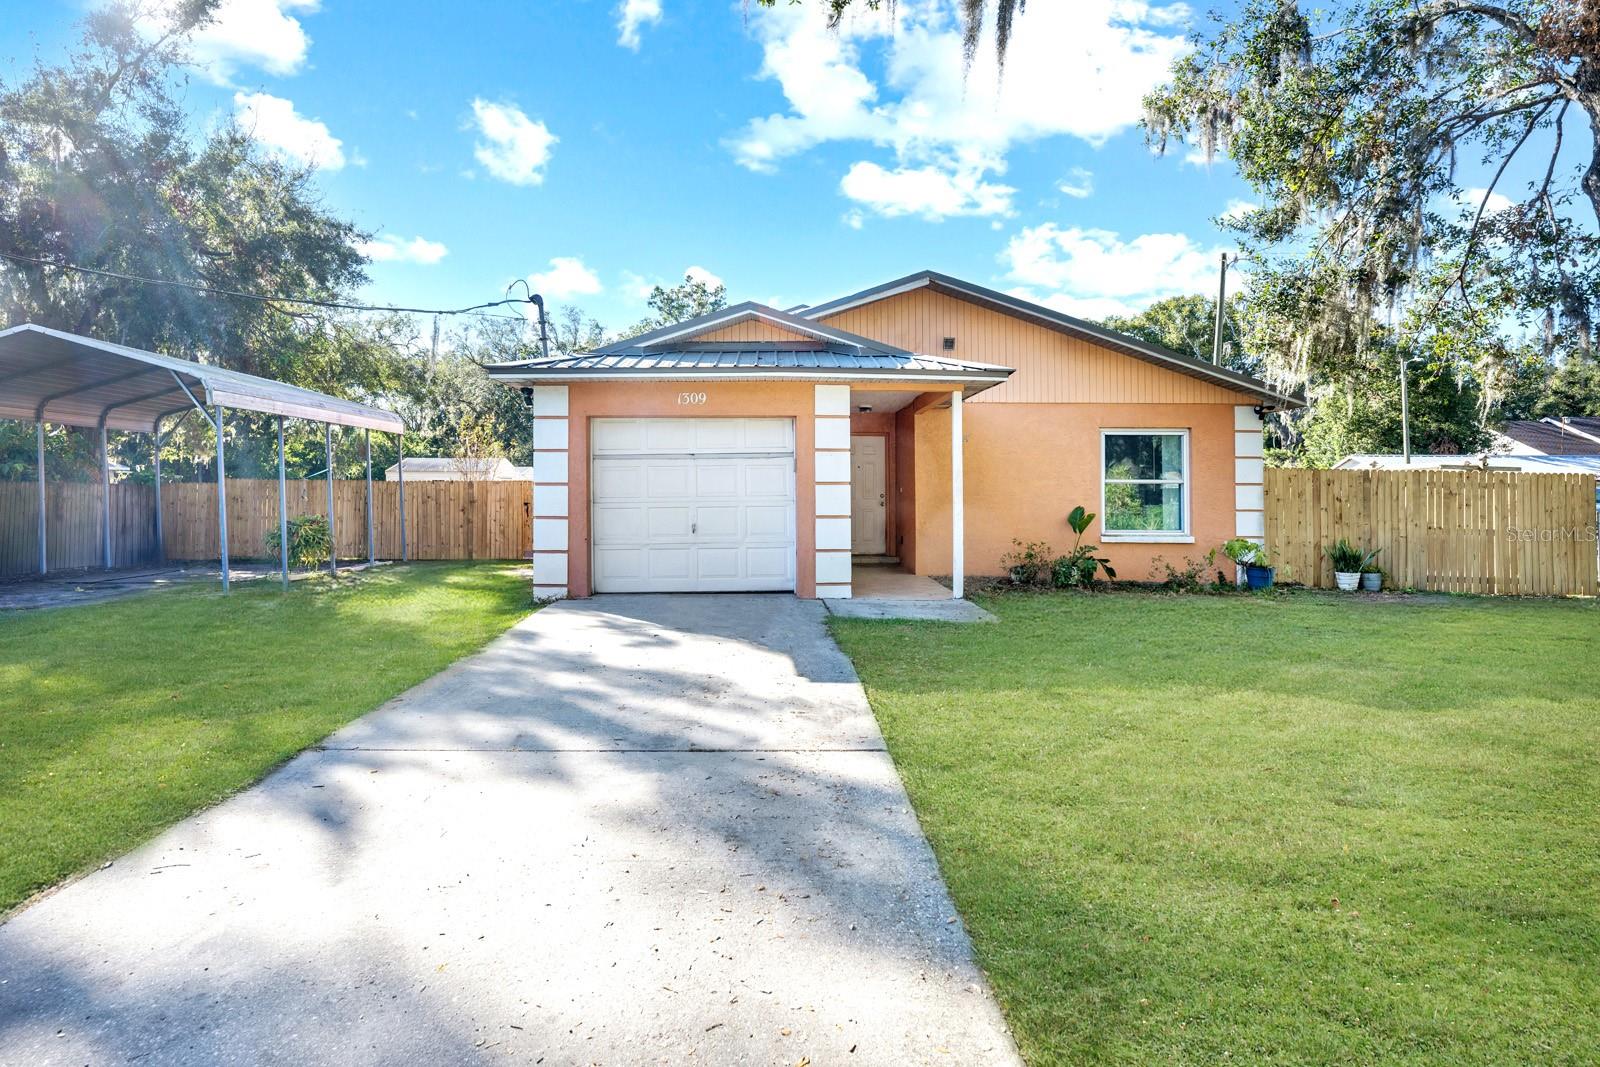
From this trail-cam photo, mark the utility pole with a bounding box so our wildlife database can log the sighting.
[1399,349,1412,465]
[1211,252,1232,365]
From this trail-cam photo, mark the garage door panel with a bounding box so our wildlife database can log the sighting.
[743,462,791,497]
[645,463,691,498]
[745,504,791,538]
[646,548,693,580]
[694,463,740,496]
[746,546,791,580]
[593,462,644,500]
[696,548,741,579]
[591,418,797,593]
[695,505,742,539]
[644,421,696,451]
[593,505,645,541]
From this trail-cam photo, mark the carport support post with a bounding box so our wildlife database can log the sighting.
[277,416,289,590]
[100,422,112,570]
[35,420,47,575]
[364,428,375,566]
[325,424,337,574]
[397,432,408,562]
[153,418,165,564]
[215,405,229,593]
[951,389,964,600]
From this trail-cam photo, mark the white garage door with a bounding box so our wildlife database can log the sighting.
[591,418,796,593]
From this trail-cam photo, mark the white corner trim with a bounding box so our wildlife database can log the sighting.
[532,385,569,417]
[814,384,850,416]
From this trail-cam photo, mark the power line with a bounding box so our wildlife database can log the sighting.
[0,249,534,319]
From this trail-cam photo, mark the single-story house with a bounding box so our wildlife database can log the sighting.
[486,270,1304,599]
[383,457,535,481]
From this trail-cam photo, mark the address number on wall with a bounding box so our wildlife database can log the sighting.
[677,391,708,406]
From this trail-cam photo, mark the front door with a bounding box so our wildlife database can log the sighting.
[850,435,886,554]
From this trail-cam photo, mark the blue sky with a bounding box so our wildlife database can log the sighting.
[5,0,1285,333]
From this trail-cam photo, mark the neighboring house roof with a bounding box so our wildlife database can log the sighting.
[1336,453,1600,475]
[388,457,512,473]
[0,323,404,434]
[800,270,1306,409]
[485,302,1015,393]
[1495,417,1600,456]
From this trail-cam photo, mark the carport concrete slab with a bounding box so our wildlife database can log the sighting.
[0,595,1020,1066]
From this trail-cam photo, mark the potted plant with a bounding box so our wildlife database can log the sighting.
[1360,551,1384,591]
[1222,538,1274,590]
[1325,538,1369,591]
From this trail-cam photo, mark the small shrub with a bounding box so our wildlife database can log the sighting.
[265,514,333,570]
[1000,539,1053,585]
[1152,548,1221,593]
[1051,506,1116,588]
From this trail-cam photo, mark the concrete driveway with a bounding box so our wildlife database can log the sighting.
[0,595,1020,1066]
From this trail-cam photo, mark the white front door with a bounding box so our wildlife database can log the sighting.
[851,435,887,555]
[590,418,796,593]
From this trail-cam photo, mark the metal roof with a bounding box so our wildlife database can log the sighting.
[485,340,1014,389]
[0,323,404,433]
[801,270,1307,409]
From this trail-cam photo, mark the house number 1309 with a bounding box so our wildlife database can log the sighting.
[677,391,707,406]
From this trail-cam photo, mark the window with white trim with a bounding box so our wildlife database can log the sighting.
[1101,430,1189,536]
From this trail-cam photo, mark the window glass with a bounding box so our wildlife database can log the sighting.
[1103,433,1186,533]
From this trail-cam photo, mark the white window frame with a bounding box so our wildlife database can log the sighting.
[1099,429,1193,543]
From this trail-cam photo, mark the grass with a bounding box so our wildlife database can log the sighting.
[831,590,1600,1066]
[0,563,533,914]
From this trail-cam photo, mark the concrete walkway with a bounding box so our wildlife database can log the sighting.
[0,595,1020,1066]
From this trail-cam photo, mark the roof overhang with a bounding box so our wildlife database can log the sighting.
[802,271,1307,410]
[0,323,404,433]
[484,362,1011,398]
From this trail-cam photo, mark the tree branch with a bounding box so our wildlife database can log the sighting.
[1411,1,1538,45]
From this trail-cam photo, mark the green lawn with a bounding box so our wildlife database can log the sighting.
[0,563,533,914]
[831,591,1600,1066]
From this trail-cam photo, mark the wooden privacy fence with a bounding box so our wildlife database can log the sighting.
[160,479,532,562]
[1265,468,1599,596]
[0,482,159,574]
[0,479,531,575]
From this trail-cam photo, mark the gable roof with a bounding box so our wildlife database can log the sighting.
[800,270,1306,409]
[1497,417,1600,456]
[485,301,1015,393]
[590,301,913,356]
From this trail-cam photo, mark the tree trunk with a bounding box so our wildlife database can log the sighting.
[1579,61,1600,229]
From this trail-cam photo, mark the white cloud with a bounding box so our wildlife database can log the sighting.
[617,0,663,49]
[619,270,655,301]
[840,156,1014,219]
[1220,198,1257,222]
[729,0,1189,215]
[469,99,557,186]
[1460,187,1515,216]
[685,265,725,290]
[357,234,449,265]
[843,210,866,230]
[181,0,319,84]
[1057,167,1094,199]
[1002,223,1226,318]
[528,257,603,299]
[233,92,345,170]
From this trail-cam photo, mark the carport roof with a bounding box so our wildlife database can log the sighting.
[0,323,404,433]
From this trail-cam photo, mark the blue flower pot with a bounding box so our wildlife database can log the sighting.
[1245,564,1275,590]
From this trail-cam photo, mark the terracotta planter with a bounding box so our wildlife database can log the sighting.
[1334,571,1360,591]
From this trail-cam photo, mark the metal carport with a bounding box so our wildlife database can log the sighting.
[0,323,407,592]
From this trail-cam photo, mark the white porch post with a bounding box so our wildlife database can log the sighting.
[951,388,964,600]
